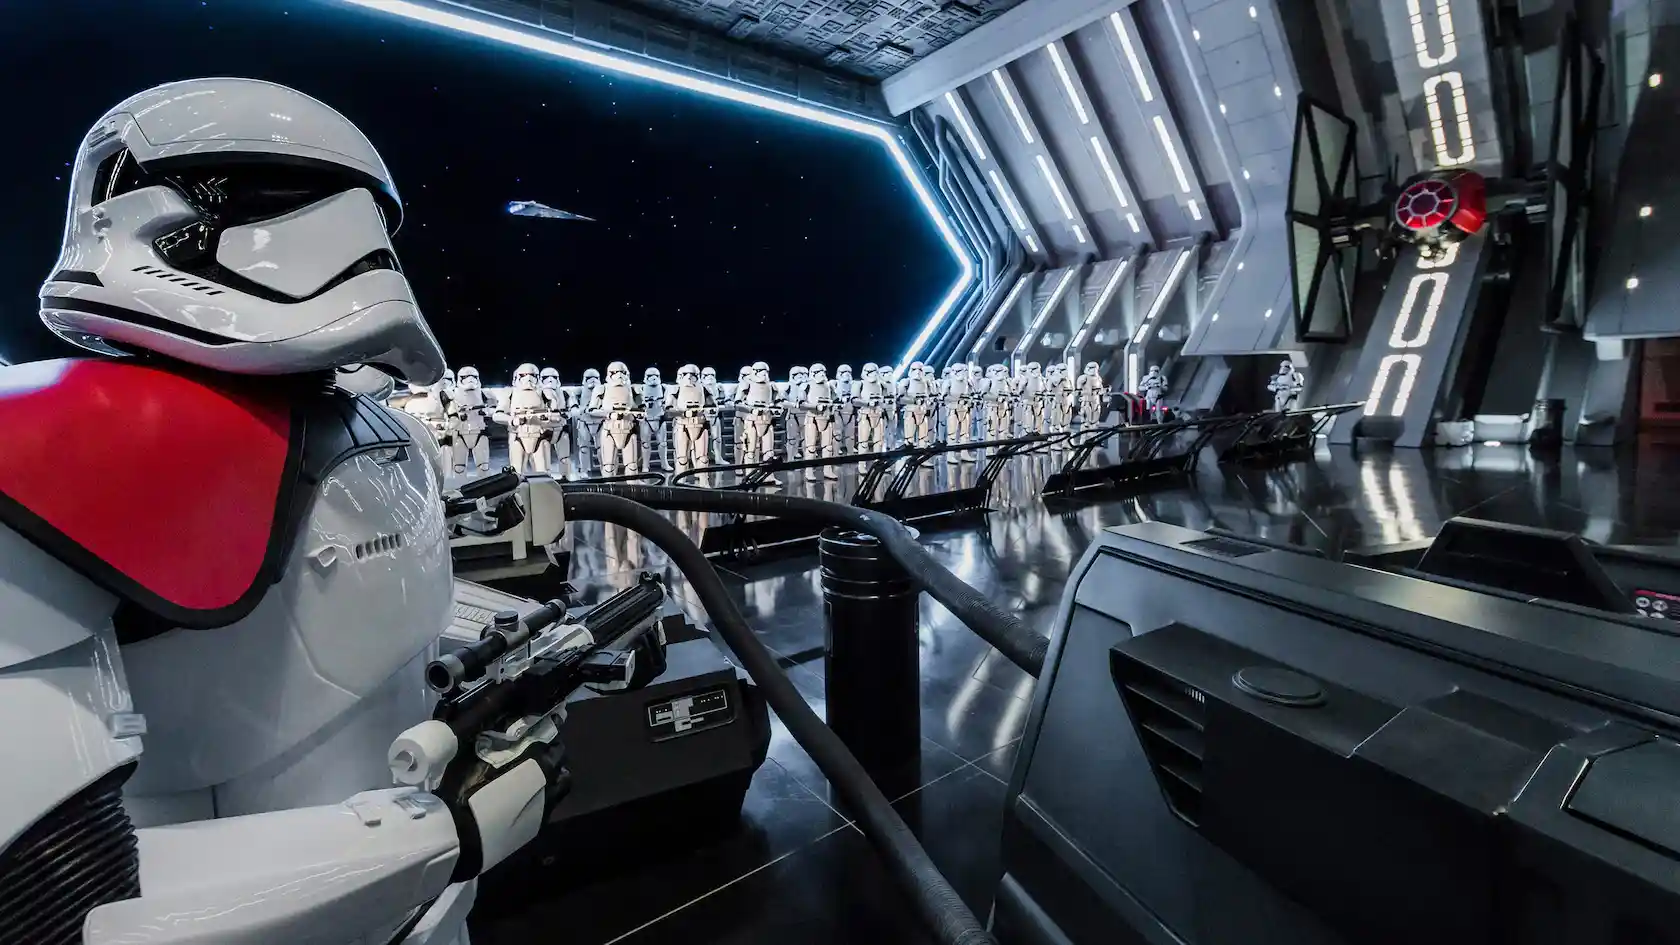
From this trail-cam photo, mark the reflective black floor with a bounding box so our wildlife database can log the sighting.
[471,436,1680,945]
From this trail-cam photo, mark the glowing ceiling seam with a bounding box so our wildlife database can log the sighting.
[334,0,976,369]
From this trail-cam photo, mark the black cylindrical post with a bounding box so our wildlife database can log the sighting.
[1529,398,1566,451]
[820,527,921,779]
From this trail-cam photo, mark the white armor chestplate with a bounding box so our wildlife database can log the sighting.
[805,381,839,416]
[744,382,778,411]
[669,386,709,415]
[507,387,550,437]
[596,383,639,416]
[453,388,488,433]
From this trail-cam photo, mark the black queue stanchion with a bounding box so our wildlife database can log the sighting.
[819,527,921,787]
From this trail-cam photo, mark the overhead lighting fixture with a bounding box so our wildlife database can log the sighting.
[1037,154,1076,220]
[989,168,1029,230]
[1090,137,1129,208]
[1248,5,1258,16]
[1125,213,1141,233]
[1192,28,1201,41]
[1640,205,1654,218]
[1072,224,1088,244]
[1070,260,1128,350]
[1211,312,1220,321]
[333,0,973,370]
[1187,199,1202,221]
[1111,12,1155,103]
[1651,73,1664,88]
[1237,261,1244,270]
[1218,101,1227,114]
[1242,167,1252,180]
[1263,308,1273,318]
[975,274,1032,356]
[1273,84,1283,97]
[1025,233,1041,254]
[1047,43,1089,125]
[1152,115,1193,193]
[1017,267,1079,362]
[944,90,987,161]
[993,69,1035,144]
[1627,276,1640,290]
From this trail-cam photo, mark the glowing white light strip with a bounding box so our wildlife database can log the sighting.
[1111,13,1154,103]
[989,169,1029,230]
[1072,224,1088,244]
[992,69,1035,144]
[1130,248,1191,349]
[1090,138,1129,209]
[1015,267,1078,364]
[1424,72,1475,166]
[1037,154,1075,220]
[1128,352,1140,392]
[1152,115,1192,193]
[944,91,987,161]
[1025,233,1041,254]
[974,274,1031,356]
[1388,274,1447,348]
[1125,213,1140,233]
[1365,354,1422,417]
[1047,42,1089,125]
[335,0,973,370]
[1407,0,1457,68]
[1070,259,1129,349]
[1187,199,1202,221]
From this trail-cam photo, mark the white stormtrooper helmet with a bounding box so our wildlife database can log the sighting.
[440,368,456,393]
[335,363,395,401]
[737,365,753,384]
[1027,362,1043,377]
[539,366,560,390]
[643,367,662,386]
[700,366,717,386]
[967,363,982,381]
[39,78,445,383]
[513,363,540,390]
[457,366,482,390]
[751,361,771,383]
[909,361,927,381]
[607,361,631,385]
[809,363,828,383]
[1147,364,1161,376]
[836,364,853,381]
[1083,362,1100,378]
[582,368,601,388]
[678,363,700,385]
[987,364,1009,379]
[1279,360,1294,375]
[790,365,809,385]
[861,362,880,381]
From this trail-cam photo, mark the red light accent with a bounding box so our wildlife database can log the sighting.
[1447,171,1487,236]
[0,360,291,612]
[1395,178,1456,230]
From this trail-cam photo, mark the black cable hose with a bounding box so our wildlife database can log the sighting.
[563,491,996,945]
[562,483,1048,677]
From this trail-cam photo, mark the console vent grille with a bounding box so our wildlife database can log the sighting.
[0,764,140,945]
[1115,658,1207,826]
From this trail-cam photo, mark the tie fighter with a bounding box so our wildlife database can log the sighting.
[1285,16,1603,343]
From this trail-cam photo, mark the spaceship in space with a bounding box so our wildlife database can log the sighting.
[506,199,595,221]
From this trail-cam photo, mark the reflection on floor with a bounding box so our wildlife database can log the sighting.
[472,438,1680,945]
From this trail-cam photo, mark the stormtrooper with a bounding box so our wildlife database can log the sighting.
[853,362,892,468]
[965,363,985,442]
[1268,359,1305,412]
[1075,362,1110,427]
[898,362,937,449]
[782,365,810,462]
[447,366,493,475]
[737,362,783,476]
[640,367,667,472]
[9,78,563,945]
[699,366,724,463]
[1139,364,1170,419]
[575,367,603,472]
[984,363,1017,440]
[941,361,978,462]
[496,363,561,475]
[802,363,842,481]
[666,364,717,475]
[731,365,755,465]
[438,367,456,407]
[832,364,855,453]
[538,366,573,476]
[1042,362,1073,433]
[591,361,645,476]
[403,379,453,452]
[1015,362,1047,435]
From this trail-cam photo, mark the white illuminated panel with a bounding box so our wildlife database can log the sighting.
[974,274,1032,357]
[1047,43,1089,125]
[333,0,973,370]
[1358,0,1480,422]
[989,169,1029,230]
[1153,115,1193,193]
[1187,199,1202,221]
[1091,138,1130,209]
[1025,233,1041,254]
[1015,268,1079,366]
[993,69,1035,144]
[1129,249,1191,348]
[1125,213,1141,233]
[1072,224,1088,244]
[1111,13,1155,103]
[1070,260,1130,349]
[944,91,987,161]
[1037,154,1076,220]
